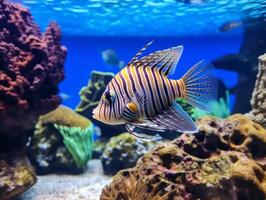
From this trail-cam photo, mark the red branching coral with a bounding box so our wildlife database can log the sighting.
[0,1,66,137]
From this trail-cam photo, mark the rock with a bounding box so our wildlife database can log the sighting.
[101,114,266,199]
[92,138,108,159]
[246,54,266,128]
[0,153,36,200]
[100,133,156,175]
[76,71,126,138]
[27,105,94,174]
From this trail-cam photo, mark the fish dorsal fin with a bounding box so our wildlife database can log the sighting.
[128,41,154,65]
[132,45,183,76]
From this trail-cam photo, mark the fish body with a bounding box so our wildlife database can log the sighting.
[93,42,217,138]
[101,49,124,68]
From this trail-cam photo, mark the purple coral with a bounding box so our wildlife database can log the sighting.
[0,0,66,136]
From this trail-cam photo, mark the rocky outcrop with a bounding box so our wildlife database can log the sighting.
[101,133,156,175]
[27,105,94,174]
[0,153,36,200]
[101,114,266,200]
[246,54,266,128]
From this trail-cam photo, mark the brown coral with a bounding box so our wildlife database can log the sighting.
[101,114,266,200]
[0,0,66,149]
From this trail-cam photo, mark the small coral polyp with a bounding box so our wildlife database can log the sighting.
[0,0,66,138]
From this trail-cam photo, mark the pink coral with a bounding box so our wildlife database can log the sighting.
[0,1,66,138]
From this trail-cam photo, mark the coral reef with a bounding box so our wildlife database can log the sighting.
[76,71,126,137]
[101,133,156,175]
[0,153,36,199]
[246,54,266,128]
[212,17,266,113]
[102,114,266,199]
[0,0,66,143]
[27,105,93,174]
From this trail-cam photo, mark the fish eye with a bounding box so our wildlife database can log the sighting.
[103,91,115,104]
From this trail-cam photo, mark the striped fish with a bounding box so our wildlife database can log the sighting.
[92,41,217,139]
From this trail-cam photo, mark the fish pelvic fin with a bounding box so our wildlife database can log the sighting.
[180,60,218,112]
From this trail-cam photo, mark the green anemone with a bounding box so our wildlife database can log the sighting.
[54,123,94,168]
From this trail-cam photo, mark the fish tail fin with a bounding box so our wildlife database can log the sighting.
[181,60,218,112]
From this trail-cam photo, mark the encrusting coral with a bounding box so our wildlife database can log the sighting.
[76,71,126,137]
[101,114,266,200]
[27,106,94,174]
[246,54,266,128]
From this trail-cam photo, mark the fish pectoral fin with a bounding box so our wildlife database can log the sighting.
[122,102,138,122]
[151,102,198,133]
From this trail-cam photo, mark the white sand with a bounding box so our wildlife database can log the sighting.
[17,160,111,200]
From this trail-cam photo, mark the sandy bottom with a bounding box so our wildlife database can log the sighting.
[16,160,111,200]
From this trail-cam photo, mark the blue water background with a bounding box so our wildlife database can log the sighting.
[11,0,254,111]
[60,36,241,109]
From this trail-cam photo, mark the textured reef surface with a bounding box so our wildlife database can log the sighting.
[0,0,66,198]
[101,114,266,200]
